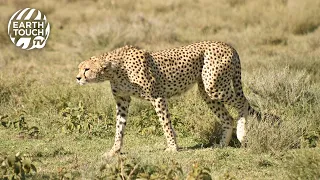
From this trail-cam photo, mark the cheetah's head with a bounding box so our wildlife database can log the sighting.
[76,56,112,85]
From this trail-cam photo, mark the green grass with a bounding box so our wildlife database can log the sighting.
[1,0,320,179]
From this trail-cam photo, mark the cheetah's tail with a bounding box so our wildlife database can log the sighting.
[248,105,282,125]
[231,50,262,121]
[232,49,280,124]
[248,105,262,121]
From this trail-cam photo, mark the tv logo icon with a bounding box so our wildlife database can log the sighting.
[8,8,50,50]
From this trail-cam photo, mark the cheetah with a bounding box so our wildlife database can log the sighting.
[76,41,262,157]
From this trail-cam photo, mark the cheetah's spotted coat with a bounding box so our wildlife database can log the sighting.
[76,41,261,157]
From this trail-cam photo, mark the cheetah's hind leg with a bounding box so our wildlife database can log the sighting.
[198,83,234,147]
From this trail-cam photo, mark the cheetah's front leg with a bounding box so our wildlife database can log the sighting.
[151,97,178,152]
[104,96,131,158]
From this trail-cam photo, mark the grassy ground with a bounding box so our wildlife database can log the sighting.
[1,0,320,179]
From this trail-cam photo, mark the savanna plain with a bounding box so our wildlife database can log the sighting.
[0,0,320,179]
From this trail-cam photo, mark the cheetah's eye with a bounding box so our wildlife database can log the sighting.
[84,68,90,71]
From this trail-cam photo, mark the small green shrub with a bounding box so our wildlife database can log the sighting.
[60,101,114,138]
[58,169,81,180]
[0,152,37,180]
[130,107,162,136]
[0,114,40,139]
[130,99,195,137]
[136,160,183,180]
[186,163,212,180]
[98,156,212,180]
[98,156,140,180]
